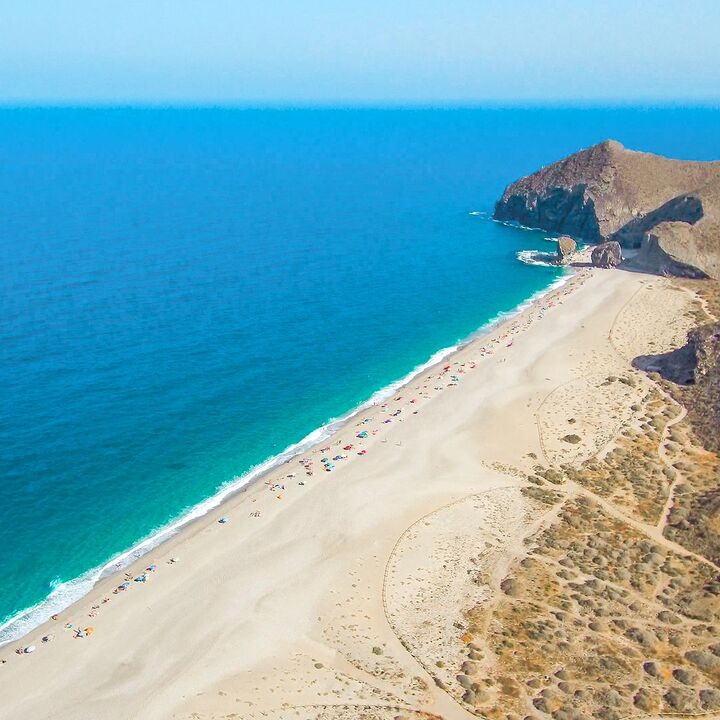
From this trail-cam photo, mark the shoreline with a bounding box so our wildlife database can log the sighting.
[0,264,572,648]
[1,262,675,720]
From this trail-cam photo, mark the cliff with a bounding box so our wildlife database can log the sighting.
[632,179,720,279]
[494,140,720,278]
[634,320,720,454]
[689,321,720,453]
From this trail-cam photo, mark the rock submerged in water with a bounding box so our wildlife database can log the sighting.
[493,140,720,278]
[556,235,577,265]
[591,241,622,268]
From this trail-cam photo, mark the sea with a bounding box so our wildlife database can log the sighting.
[1,106,719,645]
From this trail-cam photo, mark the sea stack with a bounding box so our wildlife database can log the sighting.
[494,140,720,278]
[556,235,577,265]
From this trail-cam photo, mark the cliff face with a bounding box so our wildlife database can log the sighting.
[633,180,720,280]
[637,321,720,454]
[494,140,720,278]
[632,316,720,456]
[688,321,720,454]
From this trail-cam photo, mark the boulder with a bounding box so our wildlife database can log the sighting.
[591,241,622,268]
[556,235,577,264]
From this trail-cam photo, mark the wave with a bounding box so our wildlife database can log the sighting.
[491,217,547,233]
[493,219,589,252]
[466,270,571,341]
[0,268,573,648]
[0,345,462,647]
[516,249,559,268]
[469,213,560,244]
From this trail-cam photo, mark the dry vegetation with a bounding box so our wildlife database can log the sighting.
[664,279,720,455]
[561,386,679,524]
[240,707,444,720]
[181,277,720,720]
[440,278,720,720]
[664,441,720,567]
[679,279,720,322]
[653,280,720,566]
[459,495,720,720]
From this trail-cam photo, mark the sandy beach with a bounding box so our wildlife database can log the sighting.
[0,265,709,720]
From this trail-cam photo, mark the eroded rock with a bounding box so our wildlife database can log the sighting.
[591,241,622,269]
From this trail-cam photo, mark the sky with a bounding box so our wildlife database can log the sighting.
[1,0,719,105]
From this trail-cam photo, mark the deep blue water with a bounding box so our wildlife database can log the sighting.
[1,107,719,642]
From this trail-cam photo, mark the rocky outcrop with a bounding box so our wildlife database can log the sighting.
[591,241,622,268]
[611,192,704,248]
[494,140,720,279]
[635,225,710,278]
[688,321,720,453]
[634,322,720,454]
[556,235,576,265]
[632,180,720,279]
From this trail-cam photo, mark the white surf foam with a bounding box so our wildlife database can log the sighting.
[491,217,547,232]
[0,267,573,648]
[0,344,461,647]
[516,249,558,267]
[468,270,572,340]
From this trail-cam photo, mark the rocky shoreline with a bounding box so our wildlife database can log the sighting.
[495,140,720,279]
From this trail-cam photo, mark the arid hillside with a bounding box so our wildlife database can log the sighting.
[494,141,720,278]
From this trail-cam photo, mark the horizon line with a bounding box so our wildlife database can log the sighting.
[0,99,719,111]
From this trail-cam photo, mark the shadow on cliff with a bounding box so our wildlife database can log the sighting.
[632,343,697,385]
[634,323,720,456]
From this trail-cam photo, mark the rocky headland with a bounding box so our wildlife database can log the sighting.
[495,140,720,278]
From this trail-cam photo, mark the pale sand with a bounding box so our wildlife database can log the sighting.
[0,267,691,720]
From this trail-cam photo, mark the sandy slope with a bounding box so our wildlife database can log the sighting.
[0,267,672,720]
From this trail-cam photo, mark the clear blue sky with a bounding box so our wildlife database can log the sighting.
[1,0,719,104]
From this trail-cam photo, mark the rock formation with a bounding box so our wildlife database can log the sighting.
[494,140,720,278]
[555,235,576,265]
[632,179,720,279]
[677,321,720,454]
[591,240,622,268]
[634,320,720,454]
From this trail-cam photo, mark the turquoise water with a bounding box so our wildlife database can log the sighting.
[1,107,719,643]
